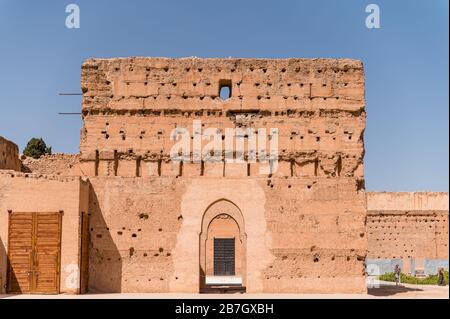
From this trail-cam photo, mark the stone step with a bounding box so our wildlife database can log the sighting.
[200,285,247,294]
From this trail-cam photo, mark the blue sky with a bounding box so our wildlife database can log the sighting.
[0,0,448,191]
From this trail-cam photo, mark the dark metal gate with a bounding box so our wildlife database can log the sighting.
[214,238,235,276]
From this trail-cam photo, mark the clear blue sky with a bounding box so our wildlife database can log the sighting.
[0,0,448,191]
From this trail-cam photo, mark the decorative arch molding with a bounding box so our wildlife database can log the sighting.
[199,199,247,291]
[200,198,246,241]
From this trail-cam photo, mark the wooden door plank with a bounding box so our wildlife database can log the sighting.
[33,212,61,294]
[7,213,33,293]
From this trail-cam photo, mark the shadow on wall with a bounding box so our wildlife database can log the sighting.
[0,236,6,294]
[1,230,22,295]
[88,188,122,293]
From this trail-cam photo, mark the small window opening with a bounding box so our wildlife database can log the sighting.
[219,80,232,101]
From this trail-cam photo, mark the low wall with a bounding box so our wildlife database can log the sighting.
[0,171,89,294]
[366,192,449,276]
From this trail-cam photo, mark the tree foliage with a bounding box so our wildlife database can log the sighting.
[23,138,52,159]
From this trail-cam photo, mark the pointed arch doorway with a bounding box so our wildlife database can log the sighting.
[199,199,246,293]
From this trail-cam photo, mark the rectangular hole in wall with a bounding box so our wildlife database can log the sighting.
[336,156,342,177]
[314,158,319,176]
[290,159,294,177]
[158,159,162,177]
[136,156,141,177]
[219,79,232,101]
[95,150,99,176]
[179,161,183,177]
[200,160,205,176]
[114,150,118,176]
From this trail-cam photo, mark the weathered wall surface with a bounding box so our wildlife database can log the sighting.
[367,192,448,211]
[80,57,365,180]
[82,57,367,293]
[262,178,366,293]
[366,192,449,275]
[87,176,366,293]
[87,177,184,293]
[0,136,21,171]
[0,171,89,294]
[22,154,81,176]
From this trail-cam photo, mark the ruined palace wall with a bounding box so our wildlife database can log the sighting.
[21,154,81,176]
[87,176,366,294]
[366,192,449,275]
[86,177,184,293]
[0,136,21,171]
[262,177,366,293]
[82,57,366,293]
[0,171,89,294]
[80,58,365,178]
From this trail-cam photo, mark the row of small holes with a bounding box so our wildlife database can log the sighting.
[115,67,352,74]
[121,81,349,87]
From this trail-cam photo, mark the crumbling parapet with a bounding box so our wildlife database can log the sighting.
[0,136,21,171]
[79,57,366,180]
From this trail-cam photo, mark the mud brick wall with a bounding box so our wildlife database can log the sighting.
[262,178,366,293]
[80,57,365,180]
[21,154,81,176]
[81,57,367,293]
[87,176,366,293]
[0,171,89,294]
[366,192,449,275]
[87,177,184,293]
[0,136,21,171]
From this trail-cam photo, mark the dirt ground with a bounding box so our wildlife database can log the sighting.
[1,281,448,299]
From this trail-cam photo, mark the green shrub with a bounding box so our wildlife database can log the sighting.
[23,138,52,159]
[378,271,448,285]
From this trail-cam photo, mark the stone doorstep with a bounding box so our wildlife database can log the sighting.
[205,276,243,285]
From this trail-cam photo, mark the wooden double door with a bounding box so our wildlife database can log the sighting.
[214,238,235,276]
[7,212,62,294]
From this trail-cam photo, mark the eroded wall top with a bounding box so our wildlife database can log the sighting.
[367,192,449,211]
[0,136,21,171]
[80,57,366,179]
[82,57,364,113]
